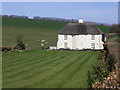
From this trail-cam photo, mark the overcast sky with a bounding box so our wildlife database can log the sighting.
[2,2,118,24]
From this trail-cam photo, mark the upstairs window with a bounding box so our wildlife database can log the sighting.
[64,35,67,40]
[91,35,95,40]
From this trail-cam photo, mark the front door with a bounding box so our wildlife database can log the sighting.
[64,42,67,49]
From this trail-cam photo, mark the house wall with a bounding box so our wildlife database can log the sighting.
[57,35,73,49]
[57,34,104,50]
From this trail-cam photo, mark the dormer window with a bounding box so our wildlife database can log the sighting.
[91,35,95,40]
[64,35,67,40]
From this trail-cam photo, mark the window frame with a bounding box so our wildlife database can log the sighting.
[91,35,95,40]
[64,35,67,40]
[91,43,95,49]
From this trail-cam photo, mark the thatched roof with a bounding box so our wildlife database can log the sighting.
[58,23,102,35]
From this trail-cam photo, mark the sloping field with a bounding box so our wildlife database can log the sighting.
[2,17,104,88]
[2,17,69,49]
[2,17,68,29]
[97,25,110,33]
[3,50,99,88]
[2,17,110,49]
[3,27,58,49]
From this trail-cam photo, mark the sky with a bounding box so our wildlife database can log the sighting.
[2,2,118,24]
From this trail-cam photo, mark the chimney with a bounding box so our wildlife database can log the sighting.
[78,18,84,23]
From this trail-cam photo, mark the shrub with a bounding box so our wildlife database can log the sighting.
[14,41,26,50]
[105,54,116,72]
[87,71,95,88]
[87,43,116,88]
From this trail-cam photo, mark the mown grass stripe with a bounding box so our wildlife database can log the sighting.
[39,54,92,88]
[3,52,77,83]
[3,51,61,72]
[3,54,53,73]
[3,51,55,67]
[2,51,41,63]
[62,54,99,88]
[3,54,47,68]
[3,52,67,78]
[3,55,62,79]
[3,51,99,88]
[58,55,94,88]
[21,52,84,80]
[27,53,85,87]
[3,52,83,87]
[3,51,79,72]
[3,55,71,86]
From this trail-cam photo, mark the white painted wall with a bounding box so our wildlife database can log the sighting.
[57,35,73,49]
[57,34,104,50]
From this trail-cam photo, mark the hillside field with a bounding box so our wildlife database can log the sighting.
[2,17,110,49]
[2,17,69,49]
[2,17,109,88]
[3,50,99,88]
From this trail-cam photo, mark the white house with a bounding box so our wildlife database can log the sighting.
[57,19,106,50]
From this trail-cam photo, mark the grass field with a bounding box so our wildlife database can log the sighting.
[3,27,58,49]
[2,17,69,49]
[2,17,68,29]
[2,17,107,88]
[97,25,110,33]
[3,50,99,88]
[2,17,110,49]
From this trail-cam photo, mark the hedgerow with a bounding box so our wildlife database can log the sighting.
[87,43,116,88]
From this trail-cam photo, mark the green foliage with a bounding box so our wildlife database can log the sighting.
[87,71,95,88]
[87,43,116,87]
[105,54,116,72]
[92,64,109,82]
[13,35,26,50]
[87,62,109,88]
[103,44,116,72]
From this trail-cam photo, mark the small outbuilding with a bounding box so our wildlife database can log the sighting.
[57,19,106,50]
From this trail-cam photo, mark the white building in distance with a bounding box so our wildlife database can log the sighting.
[57,19,106,50]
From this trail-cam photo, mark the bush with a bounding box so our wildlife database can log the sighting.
[87,43,116,88]
[14,41,26,50]
[87,71,95,88]
[87,64,109,88]
[106,54,116,72]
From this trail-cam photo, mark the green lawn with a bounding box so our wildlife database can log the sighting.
[2,17,103,88]
[3,50,99,88]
